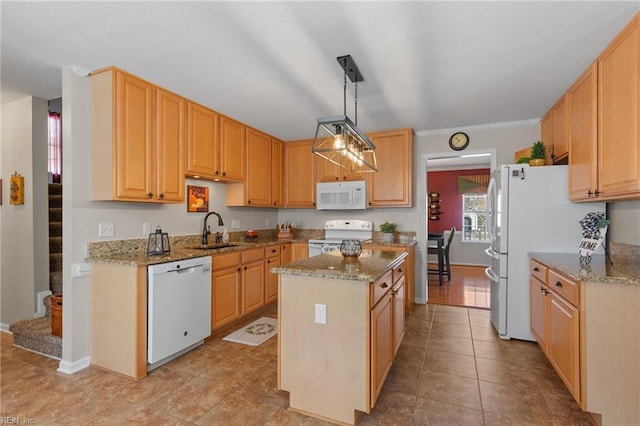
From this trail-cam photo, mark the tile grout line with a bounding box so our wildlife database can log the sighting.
[409,304,436,421]
[468,309,488,426]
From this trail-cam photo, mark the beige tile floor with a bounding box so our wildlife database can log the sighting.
[1,304,593,425]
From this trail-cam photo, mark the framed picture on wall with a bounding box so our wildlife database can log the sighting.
[187,185,209,212]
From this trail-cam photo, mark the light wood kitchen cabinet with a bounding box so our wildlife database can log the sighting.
[540,108,554,164]
[290,242,308,261]
[241,248,265,315]
[186,106,246,182]
[186,102,219,180]
[211,252,242,330]
[568,62,599,201]
[529,261,580,402]
[392,271,406,356]
[91,67,185,203]
[370,271,394,407]
[280,242,291,264]
[363,243,415,313]
[226,127,278,207]
[265,244,281,304]
[316,159,366,182]
[366,128,413,207]
[552,95,568,164]
[283,139,317,208]
[597,14,640,200]
[566,13,640,201]
[272,138,284,207]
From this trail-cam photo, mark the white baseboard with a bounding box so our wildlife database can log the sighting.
[57,356,91,375]
[0,323,12,333]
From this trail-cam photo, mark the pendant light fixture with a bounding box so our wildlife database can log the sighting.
[312,55,377,173]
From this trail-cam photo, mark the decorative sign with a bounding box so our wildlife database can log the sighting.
[187,185,209,212]
[9,172,24,205]
[579,225,607,258]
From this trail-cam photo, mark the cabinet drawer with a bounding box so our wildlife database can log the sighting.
[265,245,280,259]
[212,252,241,271]
[548,269,579,307]
[393,260,406,284]
[371,270,393,307]
[530,260,548,283]
[242,248,264,263]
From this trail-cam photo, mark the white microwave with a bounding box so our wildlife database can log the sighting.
[316,180,368,210]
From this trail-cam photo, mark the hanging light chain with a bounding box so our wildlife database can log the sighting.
[354,80,358,126]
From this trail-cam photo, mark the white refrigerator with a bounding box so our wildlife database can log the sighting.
[485,164,605,341]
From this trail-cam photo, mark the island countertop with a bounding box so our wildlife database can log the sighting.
[270,249,407,282]
[529,252,639,285]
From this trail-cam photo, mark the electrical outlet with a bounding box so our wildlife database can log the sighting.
[143,222,152,235]
[98,222,114,237]
[266,218,270,227]
[315,303,327,325]
[231,219,240,229]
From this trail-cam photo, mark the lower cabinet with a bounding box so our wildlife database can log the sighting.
[363,243,414,313]
[211,248,265,331]
[392,275,406,356]
[290,242,309,261]
[265,244,281,304]
[370,279,393,406]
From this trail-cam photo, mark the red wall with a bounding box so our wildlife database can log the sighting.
[427,168,490,233]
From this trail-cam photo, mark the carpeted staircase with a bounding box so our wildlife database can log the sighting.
[9,184,63,359]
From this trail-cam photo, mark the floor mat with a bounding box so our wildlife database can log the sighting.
[222,317,277,346]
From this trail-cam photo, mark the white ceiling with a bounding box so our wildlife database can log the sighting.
[2,1,638,141]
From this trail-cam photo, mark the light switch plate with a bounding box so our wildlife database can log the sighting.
[143,222,152,235]
[315,303,327,325]
[98,222,114,237]
[231,219,240,229]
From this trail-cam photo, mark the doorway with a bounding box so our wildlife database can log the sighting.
[424,149,495,309]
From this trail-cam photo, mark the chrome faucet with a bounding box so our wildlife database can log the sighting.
[202,212,224,245]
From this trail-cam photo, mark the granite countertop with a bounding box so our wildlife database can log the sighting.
[88,237,310,267]
[270,249,407,282]
[530,252,640,285]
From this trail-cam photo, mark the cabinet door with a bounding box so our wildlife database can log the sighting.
[272,138,284,207]
[245,128,272,206]
[598,16,640,199]
[367,129,413,207]
[291,242,309,261]
[316,160,365,182]
[242,260,265,315]
[156,89,186,202]
[212,266,241,330]
[540,108,555,162]
[548,292,580,401]
[281,243,291,264]
[115,71,156,200]
[392,276,405,356]
[284,140,317,208]
[370,292,393,407]
[569,62,599,201]
[187,102,219,179]
[265,256,280,304]
[219,116,246,182]
[529,277,548,353]
[553,95,568,163]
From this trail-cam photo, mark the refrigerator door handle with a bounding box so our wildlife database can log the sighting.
[485,266,500,283]
[485,247,501,260]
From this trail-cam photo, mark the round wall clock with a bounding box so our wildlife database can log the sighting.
[449,132,469,151]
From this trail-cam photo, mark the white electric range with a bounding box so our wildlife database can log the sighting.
[307,219,373,257]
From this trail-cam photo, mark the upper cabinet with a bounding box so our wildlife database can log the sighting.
[552,95,569,164]
[540,108,555,164]
[568,13,640,201]
[226,127,278,207]
[597,13,640,199]
[283,139,317,208]
[568,62,598,201]
[366,128,414,208]
[316,159,366,182]
[186,106,245,182]
[91,67,185,203]
[272,138,284,207]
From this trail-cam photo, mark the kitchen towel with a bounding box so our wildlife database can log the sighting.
[222,317,277,346]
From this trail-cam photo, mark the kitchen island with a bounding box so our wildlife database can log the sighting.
[271,249,408,425]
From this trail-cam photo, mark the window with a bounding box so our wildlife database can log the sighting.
[462,194,488,242]
[48,112,61,183]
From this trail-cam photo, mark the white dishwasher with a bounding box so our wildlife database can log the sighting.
[147,256,211,370]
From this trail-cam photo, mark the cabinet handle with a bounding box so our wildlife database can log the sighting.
[380,282,389,289]
[215,171,219,175]
[247,200,251,204]
[158,193,164,199]
[237,267,241,272]
[271,249,277,253]
[335,177,339,181]
[342,176,347,180]
[267,260,271,264]
[244,266,247,270]
[587,190,594,197]
[398,268,403,273]
[368,202,372,206]
[222,172,226,177]
[147,192,153,198]
[594,189,600,196]
[533,267,539,272]
[273,202,276,206]
[555,281,563,288]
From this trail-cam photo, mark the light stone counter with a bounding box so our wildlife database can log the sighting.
[271,249,407,282]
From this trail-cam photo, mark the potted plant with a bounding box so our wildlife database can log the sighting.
[529,141,546,166]
[379,221,397,242]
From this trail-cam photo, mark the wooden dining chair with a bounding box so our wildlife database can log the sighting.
[427,227,455,285]
[442,227,455,281]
